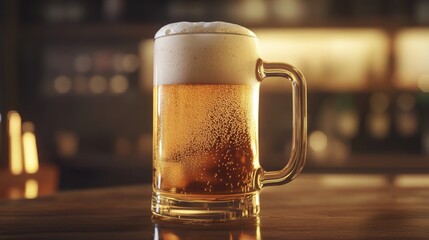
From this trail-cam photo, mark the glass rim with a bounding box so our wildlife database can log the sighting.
[154,32,257,40]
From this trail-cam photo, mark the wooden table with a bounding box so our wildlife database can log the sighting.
[1,174,428,239]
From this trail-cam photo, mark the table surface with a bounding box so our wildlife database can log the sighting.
[1,174,428,240]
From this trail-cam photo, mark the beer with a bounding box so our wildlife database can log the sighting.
[152,22,306,222]
[153,84,260,196]
[153,22,262,199]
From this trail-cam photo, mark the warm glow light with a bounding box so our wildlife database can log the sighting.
[417,74,429,92]
[366,113,390,139]
[271,0,305,22]
[396,175,429,188]
[395,29,429,89]
[122,54,139,72]
[309,130,328,152]
[140,39,155,91]
[25,179,39,199]
[255,28,388,91]
[22,124,40,174]
[9,187,21,199]
[227,0,268,23]
[161,232,180,240]
[321,175,386,188]
[337,110,359,138]
[8,111,23,175]
[110,75,129,94]
[89,75,107,94]
[56,131,78,157]
[53,75,72,94]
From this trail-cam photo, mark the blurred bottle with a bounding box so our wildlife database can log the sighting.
[310,96,334,165]
[331,94,356,164]
[309,94,356,165]
[366,92,391,140]
[309,130,329,164]
[394,93,418,137]
[335,94,359,139]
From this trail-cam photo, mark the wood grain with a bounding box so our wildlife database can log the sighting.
[0,174,428,240]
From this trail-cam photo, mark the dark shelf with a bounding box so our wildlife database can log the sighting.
[19,20,429,39]
[21,23,162,40]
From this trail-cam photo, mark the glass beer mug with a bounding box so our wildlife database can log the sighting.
[152,22,307,222]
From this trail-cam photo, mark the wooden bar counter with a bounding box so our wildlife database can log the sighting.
[0,174,428,239]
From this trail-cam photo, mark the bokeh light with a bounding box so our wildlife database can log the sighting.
[309,131,328,152]
[110,75,129,94]
[53,75,72,94]
[89,75,107,94]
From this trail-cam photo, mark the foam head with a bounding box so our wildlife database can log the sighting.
[154,22,260,85]
[155,22,256,38]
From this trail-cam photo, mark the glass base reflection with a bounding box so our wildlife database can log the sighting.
[151,191,260,223]
[153,215,261,239]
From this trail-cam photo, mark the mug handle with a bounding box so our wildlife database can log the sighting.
[256,59,308,188]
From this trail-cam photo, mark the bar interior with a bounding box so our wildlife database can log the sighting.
[0,0,428,239]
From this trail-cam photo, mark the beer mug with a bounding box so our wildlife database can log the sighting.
[152,22,307,222]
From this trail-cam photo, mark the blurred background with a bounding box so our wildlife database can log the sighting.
[1,0,429,199]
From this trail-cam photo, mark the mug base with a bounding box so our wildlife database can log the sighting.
[151,191,260,223]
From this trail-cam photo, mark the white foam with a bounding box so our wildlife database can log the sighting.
[155,21,256,39]
[154,22,260,85]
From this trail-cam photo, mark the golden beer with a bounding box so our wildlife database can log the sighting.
[153,84,260,196]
